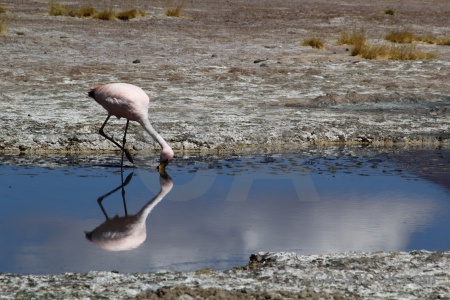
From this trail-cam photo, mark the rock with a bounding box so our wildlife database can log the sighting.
[254,59,268,63]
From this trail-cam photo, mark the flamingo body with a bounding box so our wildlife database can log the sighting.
[88,82,174,164]
[86,215,147,251]
[85,175,173,251]
[89,83,148,121]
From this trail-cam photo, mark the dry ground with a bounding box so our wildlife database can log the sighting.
[0,0,449,154]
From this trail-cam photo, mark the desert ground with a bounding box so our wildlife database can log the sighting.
[0,0,449,154]
[0,0,449,299]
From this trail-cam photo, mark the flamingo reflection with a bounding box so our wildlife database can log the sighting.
[85,172,173,251]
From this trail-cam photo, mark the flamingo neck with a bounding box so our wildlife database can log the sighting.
[139,118,171,151]
[136,187,170,220]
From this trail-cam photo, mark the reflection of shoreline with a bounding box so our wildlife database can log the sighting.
[85,172,173,251]
[385,149,450,191]
[2,148,449,177]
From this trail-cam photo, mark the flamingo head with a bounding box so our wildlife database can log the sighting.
[160,147,174,164]
[158,148,174,179]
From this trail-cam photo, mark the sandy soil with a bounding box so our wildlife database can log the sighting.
[0,0,449,155]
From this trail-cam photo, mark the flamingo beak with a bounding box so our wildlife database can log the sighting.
[157,160,170,179]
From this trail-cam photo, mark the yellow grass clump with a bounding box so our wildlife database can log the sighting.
[0,17,6,34]
[165,0,185,17]
[49,2,71,16]
[350,43,436,60]
[0,6,7,35]
[336,28,367,48]
[301,37,325,49]
[95,8,116,20]
[422,36,450,46]
[116,9,146,21]
[385,30,450,46]
[351,43,388,59]
[385,30,416,43]
[48,1,146,21]
[389,45,436,60]
[337,28,435,60]
[72,6,96,18]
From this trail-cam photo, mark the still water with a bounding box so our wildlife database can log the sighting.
[0,149,449,275]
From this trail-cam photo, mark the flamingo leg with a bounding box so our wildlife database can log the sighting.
[96,172,134,219]
[121,170,129,216]
[122,119,129,147]
[121,119,134,165]
[98,115,134,164]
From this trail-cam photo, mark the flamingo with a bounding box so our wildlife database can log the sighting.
[85,172,173,251]
[88,83,173,171]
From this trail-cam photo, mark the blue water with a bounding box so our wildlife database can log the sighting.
[0,150,449,274]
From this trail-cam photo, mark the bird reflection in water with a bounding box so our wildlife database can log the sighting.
[85,171,173,251]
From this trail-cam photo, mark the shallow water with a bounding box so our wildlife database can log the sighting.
[0,149,449,275]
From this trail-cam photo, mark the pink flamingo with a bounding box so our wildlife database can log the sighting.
[88,83,174,171]
[85,172,173,251]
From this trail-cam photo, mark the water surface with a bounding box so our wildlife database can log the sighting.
[0,149,449,274]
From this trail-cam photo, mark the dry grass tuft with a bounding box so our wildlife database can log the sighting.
[0,16,6,34]
[336,28,367,48]
[385,30,416,43]
[95,8,116,20]
[385,30,450,46]
[301,37,325,49]
[47,1,146,21]
[350,42,436,60]
[72,6,96,18]
[351,43,389,59]
[389,44,436,60]
[116,9,146,21]
[427,37,450,46]
[165,0,185,17]
[48,2,71,16]
[337,28,436,60]
[338,29,368,57]
[438,38,450,45]
[0,6,9,35]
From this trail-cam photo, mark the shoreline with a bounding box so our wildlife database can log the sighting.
[1,251,448,299]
